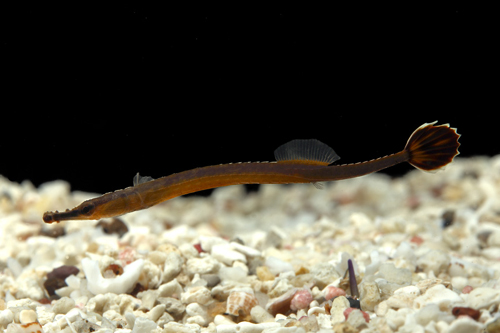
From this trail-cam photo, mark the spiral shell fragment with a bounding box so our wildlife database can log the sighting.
[225,291,258,316]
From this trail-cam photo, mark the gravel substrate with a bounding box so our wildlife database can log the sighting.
[2,156,500,333]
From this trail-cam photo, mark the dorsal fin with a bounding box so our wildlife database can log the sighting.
[133,173,154,186]
[274,139,340,166]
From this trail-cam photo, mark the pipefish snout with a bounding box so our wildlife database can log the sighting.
[43,121,460,223]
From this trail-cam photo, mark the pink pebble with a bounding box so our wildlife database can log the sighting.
[193,243,204,253]
[290,289,313,311]
[118,247,136,265]
[462,285,473,294]
[325,286,346,300]
[410,235,424,245]
[344,307,370,323]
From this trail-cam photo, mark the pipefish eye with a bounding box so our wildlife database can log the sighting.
[80,202,95,216]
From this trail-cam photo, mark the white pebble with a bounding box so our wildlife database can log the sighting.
[51,296,76,315]
[350,212,375,234]
[346,309,368,328]
[158,278,183,298]
[216,322,282,333]
[6,322,44,333]
[251,305,275,323]
[36,306,55,326]
[82,258,144,295]
[214,314,236,326]
[179,243,200,259]
[147,250,168,265]
[359,281,381,312]
[163,321,199,333]
[385,308,414,331]
[414,303,452,326]
[330,295,350,325]
[229,242,261,257]
[265,256,293,275]
[86,293,118,314]
[157,297,185,316]
[18,309,37,324]
[6,257,23,278]
[308,306,326,317]
[0,309,14,327]
[138,290,158,310]
[446,316,483,333]
[393,241,417,265]
[6,298,38,309]
[263,326,306,333]
[185,315,206,326]
[131,317,158,333]
[377,263,412,285]
[216,324,239,333]
[65,274,81,289]
[414,284,462,310]
[185,303,208,325]
[417,249,450,275]
[374,300,389,316]
[218,266,247,282]
[181,286,212,305]
[465,287,500,309]
[186,255,220,276]
[124,311,136,329]
[163,252,184,281]
[147,304,166,322]
[15,278,45,300]
[386,293,416,309]
[451,276,468,291]
[394,286,420,297]
[199,236,228,252]
[316,313,332,329]
[211,243,247,265]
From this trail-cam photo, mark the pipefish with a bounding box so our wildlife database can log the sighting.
[43,121,460,223]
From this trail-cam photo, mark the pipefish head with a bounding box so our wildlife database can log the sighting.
[43,200,97,223]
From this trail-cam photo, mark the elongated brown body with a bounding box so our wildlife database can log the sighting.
[43,122,460,223]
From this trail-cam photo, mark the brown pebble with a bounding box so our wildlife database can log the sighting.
[128,283,145,297]
[267,288,297,316]
[96,218,128,237]
[44,265,80,298]
[452,306,480,321]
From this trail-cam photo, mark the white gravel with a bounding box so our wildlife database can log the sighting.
[1,155,500,332]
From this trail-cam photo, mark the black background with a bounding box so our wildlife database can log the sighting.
[2,4,496,195]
